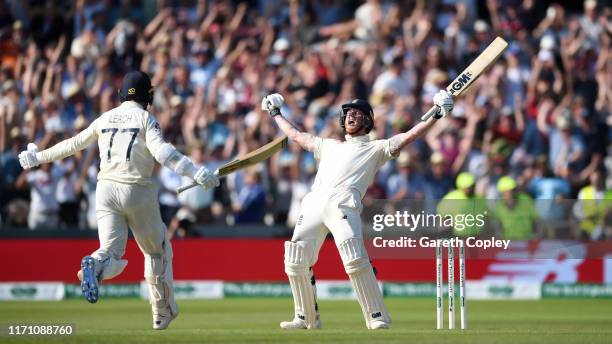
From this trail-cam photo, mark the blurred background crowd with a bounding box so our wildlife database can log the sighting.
[0,0,610,240]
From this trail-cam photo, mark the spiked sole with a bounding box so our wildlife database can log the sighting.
[80,256,99,304]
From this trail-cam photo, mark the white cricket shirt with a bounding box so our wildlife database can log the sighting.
[311,135,397,198]
[39,101,167,185]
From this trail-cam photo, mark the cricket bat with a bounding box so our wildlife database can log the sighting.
[421,36,508,121]
[176,135,288,194]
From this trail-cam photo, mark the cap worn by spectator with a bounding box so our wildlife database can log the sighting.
[540,35,556,51]
[74,115,89,131]
[10,126,21,140]
[474,20,490,33]
[425,69,447,86]
[584,0,597,10]
[273,37,290,52]
[497,176,517,193]
[555,116,571,130]
[175,208,197,223]
[500,106,513,117]
[456,172,475,189]
[397,152,411,167]
[2,80,16,93]
[23,109,35,122]
[431,151,445,165]
[170,95,182,108]
[64,83,82,100]
[70,37,86,59]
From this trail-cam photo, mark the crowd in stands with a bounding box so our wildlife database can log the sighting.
[0,0,610,240]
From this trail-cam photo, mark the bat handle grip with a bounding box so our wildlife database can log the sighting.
[420,105,440,121]
[176,182,197,194]
[176,169,220,194]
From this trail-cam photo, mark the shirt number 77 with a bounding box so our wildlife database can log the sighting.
[101,128,140,162]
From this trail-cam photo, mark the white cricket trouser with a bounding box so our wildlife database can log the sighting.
[287,188,390,328]
[291,188,363,252]
[90,180,177,315]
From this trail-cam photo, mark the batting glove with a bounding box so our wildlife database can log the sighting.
[193,166,220,190]
[18,143,41,170]
[433,90,453,119]
[261,93,284,116]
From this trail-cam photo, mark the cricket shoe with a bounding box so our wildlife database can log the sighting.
[367,320,390,330]
[153,306,178,330]
[280,315,321,329]
[80,256,100,304]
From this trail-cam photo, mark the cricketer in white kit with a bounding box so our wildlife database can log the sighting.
[18,71,219,330]
[262,91,453,330]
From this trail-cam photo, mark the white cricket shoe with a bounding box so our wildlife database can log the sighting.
[153,306,178,330]
[368,320,390,330]
[280,315,322,329]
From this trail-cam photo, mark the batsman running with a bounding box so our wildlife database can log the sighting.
[262,90,453,329]
[18,71,219,330]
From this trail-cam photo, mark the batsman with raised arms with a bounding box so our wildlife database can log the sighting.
[262,90,453,329]
[18,71,220,330]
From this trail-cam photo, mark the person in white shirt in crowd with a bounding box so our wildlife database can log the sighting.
[158,165,182,225]
[83,164,99,230]
[16,161,61,229]
[167,142,214,238]
[372,53,415,98]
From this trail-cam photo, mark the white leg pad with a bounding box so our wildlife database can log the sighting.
[144,241,177,316]
[338,238,391,327]
[284,241,317,329]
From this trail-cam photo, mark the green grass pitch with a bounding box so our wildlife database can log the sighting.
[1,298,611,343]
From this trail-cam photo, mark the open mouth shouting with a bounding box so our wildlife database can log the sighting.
[345,109,364,132]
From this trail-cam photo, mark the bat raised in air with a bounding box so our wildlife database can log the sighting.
[176,135,289,194]
[421,36,508,121]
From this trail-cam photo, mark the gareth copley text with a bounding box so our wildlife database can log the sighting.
[372,237,511,250]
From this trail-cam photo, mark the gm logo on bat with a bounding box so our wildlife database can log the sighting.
[450,72,473,94]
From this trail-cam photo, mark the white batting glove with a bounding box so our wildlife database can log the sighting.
[261,93,284,116]
[193,166,220,190]
[18,143,41,170]
[433,90,453,118]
